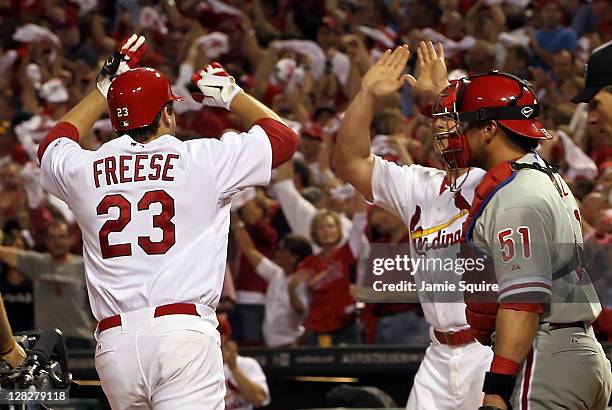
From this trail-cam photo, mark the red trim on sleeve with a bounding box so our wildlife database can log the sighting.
[37,122,80,162]
[490,354,521,375]
[253,118,299,168]
[500,302,545,314]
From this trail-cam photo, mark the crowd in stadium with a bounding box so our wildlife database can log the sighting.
[0,0,610,352]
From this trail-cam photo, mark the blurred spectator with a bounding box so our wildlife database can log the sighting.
[529,0,578,68]
[229,187,278,346]
[0,220,93,349]
[464,40,497,74]
[566,0,597,38]
[502,44,532,80]
[218,315,271,409]
[0,227,33,332]
[367,207,430,346]
[295,204,367,346]
[232,209,312,347]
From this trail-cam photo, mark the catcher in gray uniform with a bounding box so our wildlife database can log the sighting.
[431,71,612,410]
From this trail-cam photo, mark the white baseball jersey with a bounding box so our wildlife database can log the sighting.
[40,126,272,322]
[371,156,493,410]
[371,155,486,331]
[256,257,308,347]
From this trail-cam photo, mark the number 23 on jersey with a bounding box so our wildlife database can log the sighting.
[97,190,176,259]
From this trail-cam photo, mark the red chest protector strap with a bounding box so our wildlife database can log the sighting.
[463,161,517,245]
[461,161,517,346]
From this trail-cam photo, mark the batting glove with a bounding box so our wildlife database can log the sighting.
[96,34,148,98]
[191,62,242,111]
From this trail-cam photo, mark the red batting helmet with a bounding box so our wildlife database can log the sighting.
[107,67,183,132]
[432,71,552,172]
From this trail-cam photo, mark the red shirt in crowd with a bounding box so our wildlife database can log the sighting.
[235,220,278,296]
[299,243,356,333]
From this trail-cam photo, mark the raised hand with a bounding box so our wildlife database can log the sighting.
[361,44,411,98]
[191,62,243,110]
[406,41,450,103]
[97,34,148,98]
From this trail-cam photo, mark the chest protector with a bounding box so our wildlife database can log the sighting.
[461,157,586,345]
[461,161,517,345]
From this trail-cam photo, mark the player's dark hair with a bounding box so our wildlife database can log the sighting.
[124,102,174,143]
[469,120,539,152]
[280,235,313,268]
[501,125,540,151]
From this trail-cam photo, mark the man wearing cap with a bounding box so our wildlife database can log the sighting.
[572,40,612,137]
[217,315,270,409]
[36,35,298,409]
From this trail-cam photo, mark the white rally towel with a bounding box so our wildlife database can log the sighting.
[0,50,18,74]
[13,24,61,47]
[195,32,230,59]
[140,6,169,35]
[421,29,476,58]
[557,129,598,181]
[38,78,69,103]
[197,0,241,16]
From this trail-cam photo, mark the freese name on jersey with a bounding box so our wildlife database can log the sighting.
[93,153,179,187]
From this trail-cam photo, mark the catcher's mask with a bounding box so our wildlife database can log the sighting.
[432,71,551,190]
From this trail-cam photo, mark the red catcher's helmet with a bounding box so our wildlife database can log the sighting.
[432,71,552,175]
[107,67,183,132]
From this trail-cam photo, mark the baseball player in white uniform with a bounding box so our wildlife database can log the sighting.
[37,35,298,409]
[334,42,493,409]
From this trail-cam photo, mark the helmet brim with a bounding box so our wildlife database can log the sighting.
[498,119,552,140]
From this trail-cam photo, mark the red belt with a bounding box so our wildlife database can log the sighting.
[98,303,200,333]
[434,328,475,346]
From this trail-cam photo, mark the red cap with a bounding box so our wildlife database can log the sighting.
[107,67,183,132]
[322,16,340,32]
[217,314,232,339]
[302,121,323,140]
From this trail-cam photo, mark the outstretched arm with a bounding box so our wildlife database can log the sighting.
[333,45,411,201]
[230,213,264,269]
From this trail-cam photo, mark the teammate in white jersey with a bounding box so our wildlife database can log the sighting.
[334,42,493,409]
[37,36,298,409]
